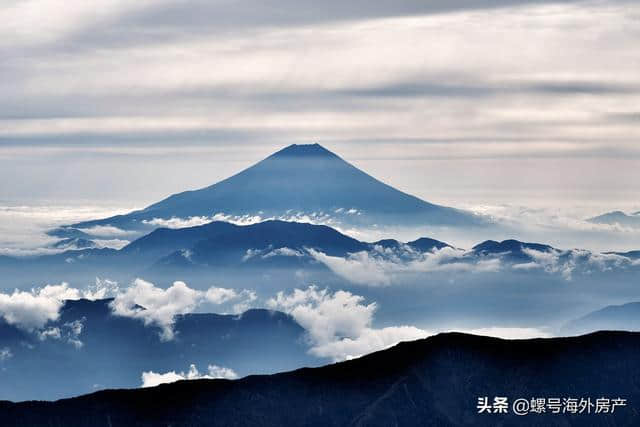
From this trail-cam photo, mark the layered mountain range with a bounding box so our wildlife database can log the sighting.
[0,298,318,401]
[2,331,639,426]
[2,219,638,289]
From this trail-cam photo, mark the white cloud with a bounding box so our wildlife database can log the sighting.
[110,279,257,340]
[0,0,166,47]
[0,204,136,257]
[311,325,430,361]
[36,318,85,348]
[143,214,264,229]
[266,286,551,360]
[307,249,394,286]
[64,319,85,348]
[308,246,500,286]
[83,277,120,300]
[0,247,66,257]
[143,212,344,231]
[0,283,79,331]
[0,347,12,361]
[206,365,239,380]
[518,247,637,281]
[0,281,117,346]
[37,326,61,340]
[465,327,551,340]
[110,279,201,341]
[267,286,431,361]
[77,225,138,238]
[92,238,130,250]
[141,363,238,388]
[142,216,220,229]
[230,290,258,315]
[310,238,637,286]
[268,287,376,344]
[204,287,239,305]
[141,370,184,388]
[262,247,304,258]
[242,246,305,262]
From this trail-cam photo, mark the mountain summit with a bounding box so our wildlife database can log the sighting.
[269,143,336,157]
[71,144,484,230]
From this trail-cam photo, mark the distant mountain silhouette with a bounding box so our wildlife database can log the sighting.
[614,250,640,260]
[154,220,370,268]
[472,239,554,262]
[406,237,452,252]
[0,299,319,401]
[587,211,640,228]
[371,237,451,252]
[0,220,455,287]
[561,302,640,336]
[46,227,93,240]
[35,220,449,271]
[5,220,639,288]
[2,331,639,426]
[68,144,485,232]
[50,237,97,250]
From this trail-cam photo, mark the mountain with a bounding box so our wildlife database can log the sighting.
[406,236,452,252]
[371,237,451,252]
[67,144,485,233]
[0,220,455,288]
[561,302,640,336]
[472,239,554,262]
[50,237,97,250]
[610,250,640,260]
[46,227,93,239]
[120,221,241,263]
[0,299,320,401]
[2,331,639,426]
[55,220,449,270]
[587,211,640,228]
[154,220,370,268]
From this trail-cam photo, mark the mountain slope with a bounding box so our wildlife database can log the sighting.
[587,211,640,228]
[561,302,640,336]
[1,331,639,426]
[472,239,554,262]
[70,144,484,231]
[0,299,320,401]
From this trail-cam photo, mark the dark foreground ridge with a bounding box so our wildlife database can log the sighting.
[2,331,639,426]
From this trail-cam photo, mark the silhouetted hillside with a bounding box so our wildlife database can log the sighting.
[2,331,638,426]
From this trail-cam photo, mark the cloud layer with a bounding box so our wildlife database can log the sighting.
[0,283,81,331]
[0,0,638,214]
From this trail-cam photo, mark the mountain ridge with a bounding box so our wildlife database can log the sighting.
[1,331,639,426]
[0,298,319,401]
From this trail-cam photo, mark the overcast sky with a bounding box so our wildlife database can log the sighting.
[1,0,638,214]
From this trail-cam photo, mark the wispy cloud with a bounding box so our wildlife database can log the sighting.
[307,246,501,286]
[140,363,238,388]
